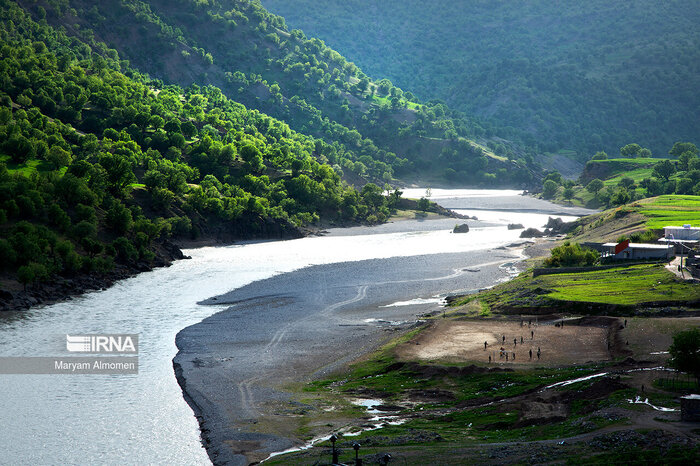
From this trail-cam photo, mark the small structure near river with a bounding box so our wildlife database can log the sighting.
[602,241,674,261]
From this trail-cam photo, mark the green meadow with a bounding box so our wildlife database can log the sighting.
[471,263,699,309]
[638,195,700,229]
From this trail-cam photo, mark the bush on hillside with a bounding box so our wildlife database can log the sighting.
[544,241,599,267]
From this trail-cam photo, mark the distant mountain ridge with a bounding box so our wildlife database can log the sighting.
[25,0,540,187]
[262,0,700,159]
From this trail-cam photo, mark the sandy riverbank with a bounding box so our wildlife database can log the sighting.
[172,194,596,465]
[174,246,527,465]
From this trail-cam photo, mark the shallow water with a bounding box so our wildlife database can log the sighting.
[0,190,587,465]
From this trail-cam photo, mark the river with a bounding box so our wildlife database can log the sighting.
[0,190,592,465]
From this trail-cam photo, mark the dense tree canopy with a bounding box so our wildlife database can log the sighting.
[263,0,699,158]
[0,0,402,288]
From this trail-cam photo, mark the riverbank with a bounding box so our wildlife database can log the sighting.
[0,196,467,313]
[0,238,188,312]
[265,311,700,464]
[174,244,529,465]
[173,191,595,465]
[259,198,700,464]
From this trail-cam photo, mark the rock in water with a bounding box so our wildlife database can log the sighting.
[520,227,544,238]
[453,223,470,233]
[508,223,524,230]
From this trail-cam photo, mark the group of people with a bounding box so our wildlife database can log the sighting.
[484,321,543,363]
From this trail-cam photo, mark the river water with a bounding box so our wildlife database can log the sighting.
[0,190,591,465]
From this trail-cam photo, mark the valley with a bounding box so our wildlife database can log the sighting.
[0,1,698,465]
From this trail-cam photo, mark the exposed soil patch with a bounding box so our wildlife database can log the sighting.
[395,318,613,366]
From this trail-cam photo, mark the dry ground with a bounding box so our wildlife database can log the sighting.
[395,318,611,366]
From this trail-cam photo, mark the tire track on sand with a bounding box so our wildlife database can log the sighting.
[237,285,368,418]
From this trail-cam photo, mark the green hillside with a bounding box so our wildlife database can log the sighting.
[540,143,700,209]
[24,0,538,187]
[262,0,700,159]
[0,0,401,304]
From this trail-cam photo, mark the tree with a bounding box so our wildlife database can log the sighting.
[542,171,562,185]
[100,153,136,194]
[620,143,642,158]
[544,242,598,267]
[618,177,635,189]
[361,183,385,211]
[181,121,197,138]
[669,142,699,158]
[106,201,134,234]
[653,160,676,180]
[677,152,698,171]
[562,186,575,201]
[17,262,48,290]
[112,237,138,264]
[17,265,35,291]
[668,327,700,386]
[640,177,663,196]
[417,197,430,211]
[542,179,558,199]
[638,148,652,158]
[240,143,265,173]
[47,146,72,170]
[610,187,631,206]
[586,178,604,197]
[149,115,164,129]
[590,151,608,161]
[4,134,35,163]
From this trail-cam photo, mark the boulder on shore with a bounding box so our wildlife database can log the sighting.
[520,227,544,238]
[508,223,524,230]
[453,223,470,233]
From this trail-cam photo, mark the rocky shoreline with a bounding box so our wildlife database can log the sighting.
[0,239,189,312]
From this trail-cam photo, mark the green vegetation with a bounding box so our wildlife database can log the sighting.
[0,1,403,289]
[26,0,538,187]
[668,328,700,386]
[263,0,700,158]
[541,143,700,209]
[542,265,697,305]
[266,328,696,464]
[453,264,699,310]
[543,241,598,267]
[639,195,700,229]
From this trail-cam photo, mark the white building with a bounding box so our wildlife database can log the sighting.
[663,225,700,241]
[603,242,674,260]
[660,225,700,252]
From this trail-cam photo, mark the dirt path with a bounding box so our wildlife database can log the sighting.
[666,255,699,281]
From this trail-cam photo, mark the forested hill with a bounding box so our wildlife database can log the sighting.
[16,0,538,187]
[0,0,410,308]
[262,0,700,159]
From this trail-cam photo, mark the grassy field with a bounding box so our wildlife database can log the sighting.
[637,195,700,229]
[603,166,655,187]
[543,264,698,305]
[1,154,57,175]
[460,263,699,310]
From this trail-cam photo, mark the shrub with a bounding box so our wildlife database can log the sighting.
[544,241,599,267]
[112,237,138,264]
